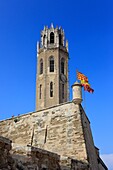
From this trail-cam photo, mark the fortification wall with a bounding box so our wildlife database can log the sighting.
[0,102,107,170]
[0,102,87,162]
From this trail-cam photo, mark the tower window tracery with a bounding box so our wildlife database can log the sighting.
[50,32,54,44]
[49,56,54,72]
[40,59,43,74]
[50,82,53,97]
[61,58,65,74]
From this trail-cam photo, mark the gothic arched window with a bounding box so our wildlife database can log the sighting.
[61,58,65,74]
[39,84,42,99]
[50,32,54,44]
[50,82,53,97]
[62,84,64,99]
[49,56,54,72]
[40,59,43,74]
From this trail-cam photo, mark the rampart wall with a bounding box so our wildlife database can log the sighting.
[0,102,107,170]
[0,102,87,162]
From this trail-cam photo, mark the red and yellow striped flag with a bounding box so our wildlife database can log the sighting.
[84,84,94,93]
[77,71,94,93]
[77,71,88,82]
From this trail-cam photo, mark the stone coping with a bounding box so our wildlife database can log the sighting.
[0,101,72,122]
[11,143,60,160]
[0,101,89,124]
[27,145,60,159]
[98,156,108,170]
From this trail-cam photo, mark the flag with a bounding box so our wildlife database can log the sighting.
[77,71,88,82]
[81,80,94,93]
[81,79,90,86]
[77,70,94,93]
[84,84,94,93]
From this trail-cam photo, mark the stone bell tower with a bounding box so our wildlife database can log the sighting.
[36,24,69,110]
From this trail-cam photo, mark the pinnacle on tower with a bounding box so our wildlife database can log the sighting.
[44,25,46,30]
[51,23,54,28]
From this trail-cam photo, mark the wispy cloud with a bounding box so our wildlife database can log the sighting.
[101,154,113,170]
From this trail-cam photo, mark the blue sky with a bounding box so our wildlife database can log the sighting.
[0,0,113,169]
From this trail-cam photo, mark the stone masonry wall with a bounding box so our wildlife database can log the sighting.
[0,102,107,170]
[0,136,13,170]
[0,136,61,170]
[0,102,88,163]
[0,136,90,170]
